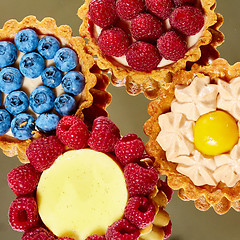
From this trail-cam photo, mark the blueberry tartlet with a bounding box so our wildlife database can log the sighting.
[0,16,102,162]
[78,0,224,99]
[144,58,240,214]
[8,116,172,240]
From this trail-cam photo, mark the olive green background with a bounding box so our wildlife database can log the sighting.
[1,0,240,239]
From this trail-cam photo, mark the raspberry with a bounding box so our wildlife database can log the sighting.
[57,238,75,240]
[98,27,130,57]
[131,13,164,42]
[159,179,173,202]
[8,196,39,232]
[22,227,56,240]
[163,220,172,239]
[173,0,196,6]
[105,219,140,240]
[88,0,117,28]
[26,135,65,172]
[114,134,145,166]
[85,235,106,240]
[116,0,145,20]
[157,31,187,61]
[88,116,120,152]
[56,116,89,149]
[126,41,161,72]
[124,196,156,229]
[169,5,204,36]
[8,163,41,196]
[145,0,174,20]
[124,163,159,196]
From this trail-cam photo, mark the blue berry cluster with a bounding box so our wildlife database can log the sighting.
[0,28,85,140]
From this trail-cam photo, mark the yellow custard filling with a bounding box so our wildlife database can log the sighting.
[37,149,128,240]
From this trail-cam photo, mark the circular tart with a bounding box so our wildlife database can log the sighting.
[144,58,240,214]
[78,0,224,99]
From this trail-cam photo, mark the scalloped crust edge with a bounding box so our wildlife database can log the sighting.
[0,16,99,163]
[144,58,240,215]
[78,0,224,99]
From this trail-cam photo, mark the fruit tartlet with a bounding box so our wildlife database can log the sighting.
[0,16,103,162]
[78,0,224,99]
[7,116,172,240]
[144,58,240,214]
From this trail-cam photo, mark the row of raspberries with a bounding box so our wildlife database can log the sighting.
[8,116,172,240]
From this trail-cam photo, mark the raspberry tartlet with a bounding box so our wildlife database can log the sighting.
[8,116,172,240]
[78,0,224,99]
[0,16,110,162]
[144,58,240,214]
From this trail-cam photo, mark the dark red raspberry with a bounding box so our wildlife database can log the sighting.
[98,27,130,57]
[22,227,56,240]
[157,31,187,61]
[8,196,39,232]
[126,41,161,72]
[57,238,75,240]
[105,219,140,240]
[159,179,173,202]
[173,0,196,6]
[56,116,89,150]
[85,235,106,240]
[163,220,172,239]
[88,116,120,152]
[88,0,117,28]
[145,0,174,20]
[116,0,145,20]
[124,163,159,196]
[131,13,164,42]
[114,134,145,166]
[169,5,204,36]
[124,196,156,229]
[8,163,41,196]
[26,135,65,172]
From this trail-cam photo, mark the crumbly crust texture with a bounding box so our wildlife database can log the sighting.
[144,58,240,215]
[78,0,224,99]
[0,16,102,163]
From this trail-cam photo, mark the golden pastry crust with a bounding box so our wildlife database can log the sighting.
[0,16,100,163]
[144,58,240,215]
[78,0,224,99]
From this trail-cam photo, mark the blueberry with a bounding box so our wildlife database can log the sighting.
[14,29,39,53]
[0,41,17,68]
[41,66,62,88]
[36,113,60,133]
[62,71,85,95]
[0,67,23,93]
[29,86,55,114]
[54,47,78,72]
[0,109,11,135]
[38,36,60,59]
[11,113,35,140]
[5,91,29,115]
[19,52,45,78]
[54,93,76,116]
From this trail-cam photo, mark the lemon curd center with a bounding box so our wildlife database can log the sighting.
[193,110,239,156]
[37,149,128,240]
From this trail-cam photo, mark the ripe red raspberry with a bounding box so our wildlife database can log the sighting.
[114,134,145,166]
[173,0,196,6]
[8,196,39,232]
[157,31,187,61]
[88,0,117,28]
[98,27,130,57]
[116,0,145,20]
[22,227,56,240]
[56,116,89,150]
[169,5,204,36]
[124,163,159,196]
[88,116,120,152]
[124,196,156,229]
[145,0,174,20]
[126,41,161,72]
[131,13,164,42]
[163,220,172,239]
[85,235,106,240]
[159,179,173,202]
[8,163,41,196]
[57,238,75,240]
[105,219,140,240]
[26,135,65,172]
